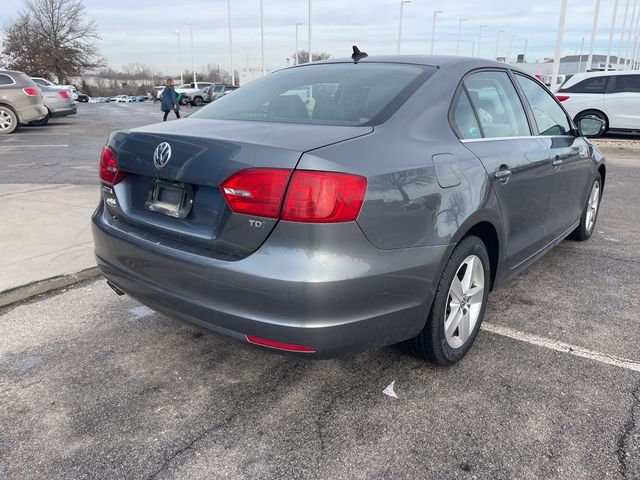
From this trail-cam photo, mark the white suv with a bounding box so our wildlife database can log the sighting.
[556,71,640,136]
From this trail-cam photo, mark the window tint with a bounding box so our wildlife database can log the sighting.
[515,74,572,136]
[0,74,14,86]
[560,76,608,93]
[614,75,640,93]
[464,71,530,138]
[451,90,482,139]
[193,63,435,126]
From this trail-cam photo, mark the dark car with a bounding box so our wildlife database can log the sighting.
[76,92,90,102]
[204,84,239,103]
[92,55,606,365]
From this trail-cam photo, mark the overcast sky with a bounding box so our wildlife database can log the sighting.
[1,0,637,75]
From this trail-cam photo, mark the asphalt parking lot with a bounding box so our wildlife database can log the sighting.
[0,103,639,479]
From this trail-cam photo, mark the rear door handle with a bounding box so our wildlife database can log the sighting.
[552,158,563,168]
[494,169,511,183]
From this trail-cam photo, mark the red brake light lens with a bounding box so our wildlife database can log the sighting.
[556,95,570,102]
[99,146,127,185]
[220,168,291,219]
[245,335,316,352]
[23,87,40,96]
[58,90,71,99]
[281,171,367,223]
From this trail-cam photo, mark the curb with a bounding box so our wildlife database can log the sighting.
[0,267,102,308]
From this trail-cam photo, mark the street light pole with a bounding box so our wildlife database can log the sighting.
[456,18,468,56]
[308,0,312,62]
[430,10,443,55]
[618,0,631,69]
[625,0,639,69]
[295,22,302,65]
[397,1,411,54]
[578,36,585,72]
[587,0,601,72]
[477,25,488,58]
[227,0,234,86]
[495,30,504,60]
[605,0,620,71]
[184,23,196,84]
[260,0,265,75]
[174,30,183,84]
[507,35,518,64]
[551,0,568,91]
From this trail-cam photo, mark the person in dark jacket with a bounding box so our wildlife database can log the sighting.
[161,79,180,121]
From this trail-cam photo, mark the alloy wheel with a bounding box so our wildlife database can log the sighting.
[0,110,14,132]
[585,180,600,233]
[444,255,485,349]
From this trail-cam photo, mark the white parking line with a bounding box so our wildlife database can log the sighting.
[0,145,69,148]
[481,323,640,373]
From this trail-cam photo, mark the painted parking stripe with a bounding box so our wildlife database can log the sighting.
[481,323,640,373]
[0,145,69,148]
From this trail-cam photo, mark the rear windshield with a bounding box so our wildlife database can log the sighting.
[192,63,435,126]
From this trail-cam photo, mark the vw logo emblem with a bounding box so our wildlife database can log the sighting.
[153,142,172,169]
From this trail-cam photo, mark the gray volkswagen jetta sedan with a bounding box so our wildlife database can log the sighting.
[92,54,606,365]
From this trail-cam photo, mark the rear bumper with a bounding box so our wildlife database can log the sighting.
[92,204,451,358]
[49,105,77,117]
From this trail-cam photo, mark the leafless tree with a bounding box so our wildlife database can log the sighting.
[292,50,332,64]
[1,0,104,83]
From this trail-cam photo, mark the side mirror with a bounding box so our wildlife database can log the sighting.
[578,116,606,137]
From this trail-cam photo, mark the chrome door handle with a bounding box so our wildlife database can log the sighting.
[494,169,511,183]
[552,158,563,168]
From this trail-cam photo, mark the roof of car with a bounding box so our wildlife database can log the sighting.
[0,69,25,75]
[306,54,519,71]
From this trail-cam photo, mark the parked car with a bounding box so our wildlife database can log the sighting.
[204,84,239,103]
[175,82,213,106]
[111,95,132,103]
[556,70,640,136]
[75,92,90,103]
[131,95,149,102]
[30,84,77,125]
[31,77,76,97]
[92,55,606,364]
[0,69,48,134]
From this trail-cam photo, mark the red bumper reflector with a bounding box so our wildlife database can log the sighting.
[556,95,570,102]
[245,335,316,353]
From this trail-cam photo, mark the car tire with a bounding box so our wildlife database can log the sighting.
[30,112,50,126]
[0,105,18,134]
[575,110,608,137]
[406,236,491,366]
[179,97,189,106]
[193,96,204,106]
[570,173,602,241]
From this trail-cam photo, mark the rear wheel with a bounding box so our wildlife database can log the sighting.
[570,173,602,241]
[407,236,490,366]
[0,106,18,134]
[575,110,608,137]
[192,96,204,106]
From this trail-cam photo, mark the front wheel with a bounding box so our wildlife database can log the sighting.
[192,96,204,106]
[406,236,491,366]
[0,106,18,134]
[570,174,602,241]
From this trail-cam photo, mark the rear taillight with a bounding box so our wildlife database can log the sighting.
[220,168,291,218]
[99,146,127,185]
[281,171,367,223]
[556,95,570,102]
[58,90,70,99]
[23,87,39,96]
[245,335,316,353]
[220,168,367,223]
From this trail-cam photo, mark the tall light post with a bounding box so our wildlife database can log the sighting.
[477,24,488,58]
[397,0,411,54]
[523,38,528,61]
[507,34,518,64]
[430,10,443,55]
[587,0,601,72]
[184,23,196,84]
[605,0,620,71]
[174,30,183,84]
[260,0,265,75]
[456,18,469,56]
[578,36,585,72]
[227,0,234,86]
[495,30,505,60]
[295,22,302,65]
[618,0,631,69]
[308,0,313,62]
[551,0,568,91]
[625,0,639,69]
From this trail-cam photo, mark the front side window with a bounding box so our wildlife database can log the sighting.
[451,89,482,139]
[614,75,640,93]
[192,63,436,126]
[515,74,572,136]
[464,71,530,138]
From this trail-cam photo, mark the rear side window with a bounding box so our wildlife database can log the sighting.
[464,71,531,138]
[0,74,14,86]
[560,76,608,93]
[614,75,640,93]
[192,63,435,126]
[515,74,572,136]
[451,90,482,139]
